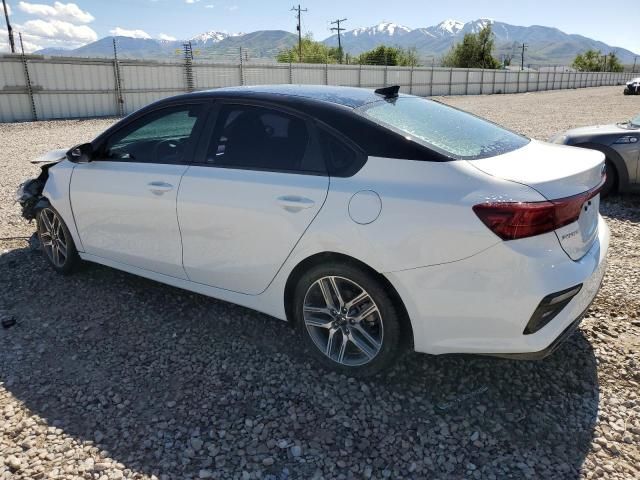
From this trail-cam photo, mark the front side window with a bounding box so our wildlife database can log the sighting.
[358,98,529,160]
[105,105,203,163]
[204,104,323,173]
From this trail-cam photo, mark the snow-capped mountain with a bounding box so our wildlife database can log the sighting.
[432,19,465,36]
[323,18,638,64]
[33,19,638,65]
[190,31,242,46]
[350,22,412,38]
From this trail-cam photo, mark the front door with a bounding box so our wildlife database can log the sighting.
[70,103,206,278]
[178,103,329,294]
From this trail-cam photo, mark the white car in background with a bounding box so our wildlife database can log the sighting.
[624,77,640,95]
[17,85,609,376]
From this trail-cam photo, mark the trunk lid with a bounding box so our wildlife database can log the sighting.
[468,140,605,260]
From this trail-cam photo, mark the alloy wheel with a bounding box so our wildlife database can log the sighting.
[38,207,68,268]
[303,276,384,366]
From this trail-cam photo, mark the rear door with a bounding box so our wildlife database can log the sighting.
[70,103,207,278]
[178,102,329,294]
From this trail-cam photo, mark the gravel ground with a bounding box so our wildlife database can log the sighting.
[1,86,639,480]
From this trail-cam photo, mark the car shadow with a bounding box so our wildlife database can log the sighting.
[0,240,599,479]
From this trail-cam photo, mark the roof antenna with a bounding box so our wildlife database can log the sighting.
[374,85,400,99]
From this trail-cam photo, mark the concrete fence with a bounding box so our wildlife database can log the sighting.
[0,54,635,123]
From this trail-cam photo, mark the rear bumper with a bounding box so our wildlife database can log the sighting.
[385,215,609,356]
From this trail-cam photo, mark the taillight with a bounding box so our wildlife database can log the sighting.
[473,176,605,241]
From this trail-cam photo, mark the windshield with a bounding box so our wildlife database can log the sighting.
[358,97,529,160]
[631,113,640,128]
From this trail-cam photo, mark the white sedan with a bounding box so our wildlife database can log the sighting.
[17,85,609,376]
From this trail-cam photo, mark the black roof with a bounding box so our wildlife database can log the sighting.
[182,84,410,109]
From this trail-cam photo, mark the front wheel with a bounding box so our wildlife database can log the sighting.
[293,262,403,377]
[37,206,80,274]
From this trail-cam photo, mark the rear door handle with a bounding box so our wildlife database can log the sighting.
[276,195,315,212]
[148,181,174,195]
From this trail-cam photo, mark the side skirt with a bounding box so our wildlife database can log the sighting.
[78,252,287,322]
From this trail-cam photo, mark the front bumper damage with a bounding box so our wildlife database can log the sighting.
[16,175,49,221]
[16,148,67,220]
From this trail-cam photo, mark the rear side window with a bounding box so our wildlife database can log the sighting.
[319,130,366,177]
[358,98,529,160]
[204,104,325,174]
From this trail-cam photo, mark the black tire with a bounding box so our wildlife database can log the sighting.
[601,160,617,198]
[36,206,80,275]
[624,88,630,95]
[293,262,403,377]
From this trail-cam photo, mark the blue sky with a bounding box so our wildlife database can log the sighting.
[1,0,638,55]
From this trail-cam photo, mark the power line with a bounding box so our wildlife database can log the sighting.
[2,0,15,54]
[330,18,347,64]
[290,4,307,61]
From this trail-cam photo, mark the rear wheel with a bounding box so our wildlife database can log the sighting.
[293,262,403,377]
[37,206,80,274]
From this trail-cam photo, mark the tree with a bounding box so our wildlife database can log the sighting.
[277,34,341,63]
[356,46,419,66]
[572,49,623,72]
[604,52,624,72]
[441,25,501,69]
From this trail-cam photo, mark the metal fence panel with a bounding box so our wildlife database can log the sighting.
[291,64,325,85]
[34,92,117,119]
[194,63,241,89]
[0,54,636,122]
[244,64,289,86]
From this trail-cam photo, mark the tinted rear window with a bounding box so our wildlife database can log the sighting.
[358,98,529,160]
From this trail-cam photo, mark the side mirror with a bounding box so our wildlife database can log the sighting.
[67,143,93,164]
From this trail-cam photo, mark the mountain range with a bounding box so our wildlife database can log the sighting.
[35,19,638,66]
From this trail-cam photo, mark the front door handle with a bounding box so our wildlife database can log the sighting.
[276,195,315,213]
[148,181,173,195]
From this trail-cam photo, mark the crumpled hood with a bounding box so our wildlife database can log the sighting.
[31,148,67,165]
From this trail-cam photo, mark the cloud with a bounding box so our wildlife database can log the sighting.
[185,0,200,3]
[109,27,151,39]
[22,18,98,42]
[0,27,43,52]
[204,4,214,8]
[158,33,176,41]
[226,5,238,11]
[18,1,95,24]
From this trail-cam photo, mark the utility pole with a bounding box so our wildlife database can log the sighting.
[291,4,307,62]
[520,43,528,71]
[330,18,347,64]
[2,0,15,53]
[633,56,637,73]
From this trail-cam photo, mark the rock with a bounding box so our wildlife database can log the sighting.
[291,445,302,458]
[191,438,204,451]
